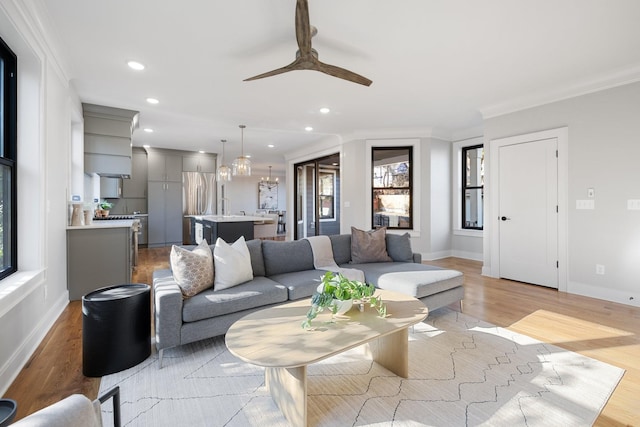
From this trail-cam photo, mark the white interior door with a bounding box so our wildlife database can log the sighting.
[499,138,558,288]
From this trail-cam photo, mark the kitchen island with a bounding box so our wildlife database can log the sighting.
[189,215,276,244]
[67,219,138,300]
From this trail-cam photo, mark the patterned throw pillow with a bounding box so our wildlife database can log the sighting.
[170,239,214,297]
[350,226,393,264]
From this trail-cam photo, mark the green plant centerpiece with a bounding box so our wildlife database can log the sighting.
[99,200,114,210]
[302,271,387,329]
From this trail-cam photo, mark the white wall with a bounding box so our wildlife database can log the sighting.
[0,0,75,394]
[483,81,640,307]
[339,136,452,260]
[221,170,286,215]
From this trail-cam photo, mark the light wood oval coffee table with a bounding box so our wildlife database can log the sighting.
[225,288,428,427]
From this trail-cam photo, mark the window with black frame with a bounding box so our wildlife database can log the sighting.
[318,170,335,220]
[0,37,18,280]
[371,147,412,229]
[462,144,484,230]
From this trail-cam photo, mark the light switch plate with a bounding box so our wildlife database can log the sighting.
[628,199,640,210]
[576,200,595,210]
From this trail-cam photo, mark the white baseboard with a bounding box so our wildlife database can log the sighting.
[422,250,453,261]
[451,250,484,262]
[422,250,484,262]
[567,281,640,308]
[0,291,68,395]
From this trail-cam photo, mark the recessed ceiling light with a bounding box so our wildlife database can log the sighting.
[305,126,313,132]
[319,107,330,114]
[199,150,205,154]
[127,61,145,71]
[146,98,159,104]
[267,144,275,148]
[143,128,154,133]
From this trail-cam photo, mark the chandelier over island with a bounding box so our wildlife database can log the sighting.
[232,124,251,176]
[261,165,279,185]
[216,139,232,182]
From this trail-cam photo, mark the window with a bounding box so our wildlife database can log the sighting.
[372,147,412,229]
[318,170,335,220]
[462,144,484,230]
[0,37,17,280]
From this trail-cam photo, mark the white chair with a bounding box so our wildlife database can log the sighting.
[253,213,278,239]
[11,386,120,427]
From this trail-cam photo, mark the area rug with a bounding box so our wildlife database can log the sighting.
[99,308,624,426]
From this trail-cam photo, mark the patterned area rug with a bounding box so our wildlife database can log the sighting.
[99,308,623,426]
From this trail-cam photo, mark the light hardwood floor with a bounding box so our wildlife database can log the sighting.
[4,249,639,425]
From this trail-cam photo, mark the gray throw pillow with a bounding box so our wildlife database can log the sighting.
[386,232,414,262]
[350,226,393,264]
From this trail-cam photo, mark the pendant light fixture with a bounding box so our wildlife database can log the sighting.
[261,165,279,185]
[216,139,232,182]
[232,124,251,176]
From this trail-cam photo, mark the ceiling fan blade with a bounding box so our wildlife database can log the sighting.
[295,0,312,56]
[316,60,372,87]
[244,66,294,82]
[244,58,305,82]
[244,0,372,87]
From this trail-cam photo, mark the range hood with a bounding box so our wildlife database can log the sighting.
[83,103,139,178]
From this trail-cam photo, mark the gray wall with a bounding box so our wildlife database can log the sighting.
[484,81,640,306]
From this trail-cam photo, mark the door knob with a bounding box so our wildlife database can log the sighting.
[501,216,511,221]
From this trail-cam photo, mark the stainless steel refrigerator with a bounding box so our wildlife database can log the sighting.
[182,171,216,242]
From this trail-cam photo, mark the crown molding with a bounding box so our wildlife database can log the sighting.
[480,65,640,119]
[348,127,439,141]
[1,0,70,86]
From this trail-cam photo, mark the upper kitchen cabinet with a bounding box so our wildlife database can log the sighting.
[148,150,182,182]
[100,177,122,198]
[122,148,148,198]
[183,153,217,173]
[83,103,139,178]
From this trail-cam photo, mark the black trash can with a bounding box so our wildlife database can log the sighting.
[82,283,151,377]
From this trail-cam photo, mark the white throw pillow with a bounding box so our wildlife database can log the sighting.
[213,236,253,291]
[170,239,214,297]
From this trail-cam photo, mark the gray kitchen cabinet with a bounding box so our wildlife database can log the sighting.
[67,226,132,300]
[83,104,138,177]
[147,149,184,246]
[123,149,148,198]
[183,154,217,173]
[148,151,182,182]
[147,181,182,247]
[100,177,122,198]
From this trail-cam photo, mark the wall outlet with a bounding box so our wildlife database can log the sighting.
[587,188,595,198]
[596,264,605,275]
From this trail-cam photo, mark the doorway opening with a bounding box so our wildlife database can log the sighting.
[294,153,340,239]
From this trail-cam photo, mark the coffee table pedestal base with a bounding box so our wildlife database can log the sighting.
[266,366,307,427]
[369,327,409,378]
[265,328,409,427]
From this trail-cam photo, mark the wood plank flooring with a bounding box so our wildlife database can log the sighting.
[4,249,639,425]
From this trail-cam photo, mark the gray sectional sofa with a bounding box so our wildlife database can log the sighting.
[153,234,464,366]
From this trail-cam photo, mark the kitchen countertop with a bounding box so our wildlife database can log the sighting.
[190,215,275,223]
[67,219,138,230]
